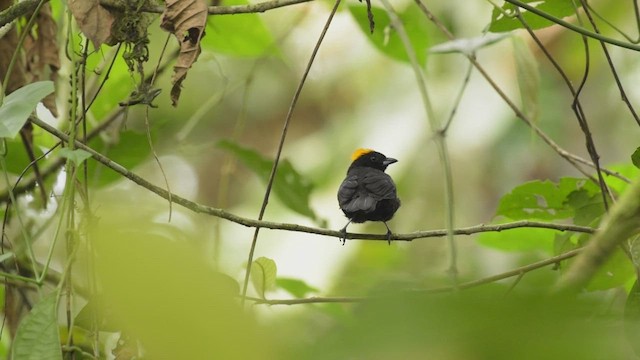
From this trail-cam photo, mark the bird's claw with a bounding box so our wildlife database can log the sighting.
[385,229,392,246]
[339,227,347,246]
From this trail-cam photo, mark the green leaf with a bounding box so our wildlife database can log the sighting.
[85,56,133,121]
[496,178,599,221]
[512,36,540,122]
[58,148,92,166]
[0,81,54,139]
[490,0,580,32]
[202,0,277,57]
[0,252,14,264]
[632,147,640,169]
[606,164,639,195]
[564,188,605,226]
[585,249,635,291]
[217,140,317,220]
[86,130,152,187]
[2,137,32,174]
[12,292,62,360]
[477,226,555,253]
[430,33,510,55]
[348,4,430,65]
[276,277,319,298]
[251,257,277,299]
[625,280,640,357]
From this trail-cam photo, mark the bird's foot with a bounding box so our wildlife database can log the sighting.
[339,227,348,246]
[383,222,393,245]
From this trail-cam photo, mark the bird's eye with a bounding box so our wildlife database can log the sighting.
[370,156,377,161]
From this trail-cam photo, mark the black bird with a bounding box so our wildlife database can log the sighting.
[338,149,401,245]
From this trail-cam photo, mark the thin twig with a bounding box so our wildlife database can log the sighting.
[580,0,640,126]
[441,61,473,134]
[249,247,583,305]
[144,34,173,222]
[240,0,342,305]
[503,0,640,51]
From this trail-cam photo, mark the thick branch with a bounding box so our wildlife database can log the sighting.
[29,116,596,242]
[0,0,43,27]
[555,176,640,294]
[99,0,313,15]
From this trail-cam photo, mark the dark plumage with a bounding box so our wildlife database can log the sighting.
[338,149,401,244]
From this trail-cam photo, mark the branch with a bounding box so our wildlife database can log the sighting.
[28,116,597,242]
[1,0,313,32]
[99,0,313,15]
[0,0,43,27]
[249,247,582,305]
[503,0,640,51]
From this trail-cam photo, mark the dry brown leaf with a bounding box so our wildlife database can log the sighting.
[23,4,60,116]
[68,0,116,48]
[160,0,208,106]
[0,0,27,93]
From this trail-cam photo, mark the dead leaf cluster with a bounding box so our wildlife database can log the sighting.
[160,0,208,106]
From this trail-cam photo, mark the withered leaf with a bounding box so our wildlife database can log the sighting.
[68,0,116,48]
[0,29,27,94]
[24,4,60,116]
[0,0,27,93]
[160,0,208,107]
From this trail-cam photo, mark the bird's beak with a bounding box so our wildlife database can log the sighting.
[383,157,398,166]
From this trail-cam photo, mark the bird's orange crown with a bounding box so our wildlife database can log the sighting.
[351,148,374,161]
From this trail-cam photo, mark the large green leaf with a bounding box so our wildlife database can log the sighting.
[490,0,580,32]
[217,140,317,220]
[625,280,640,357]
[348,4,430,65]
[58,148,92,166]
[251,257,277,299]
[276,277,319,298]
[605,164,639,195]
[585,248,635,291]
[2,136,32,174]
[0,81,54,139]
[477,225,556,253]
[12,292,62,360]
[202,0,277,57]
[84,54,133,121]
[564,188,605,226]
[496,178,600,221]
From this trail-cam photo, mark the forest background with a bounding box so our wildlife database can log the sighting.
[1,0,640,358]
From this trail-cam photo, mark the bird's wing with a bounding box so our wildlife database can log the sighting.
[361,171,397,200]
[338,171,396,213]
[338,175,361,208]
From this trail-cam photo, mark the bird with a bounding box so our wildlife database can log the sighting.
[337,148,401,245]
